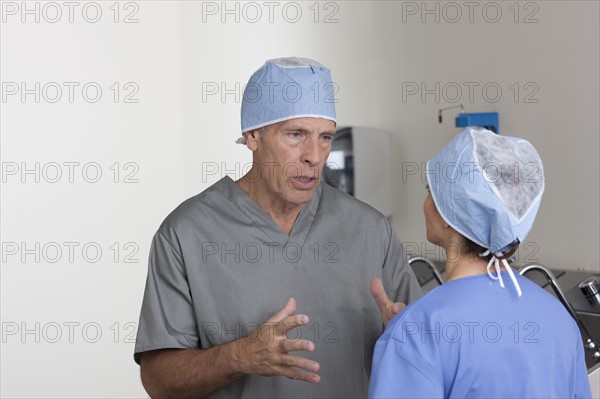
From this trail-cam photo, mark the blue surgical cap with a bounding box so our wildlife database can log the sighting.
[238,57,337,143]
[426,127,545,254]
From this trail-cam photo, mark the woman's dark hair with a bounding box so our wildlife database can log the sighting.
[457,236,520,262]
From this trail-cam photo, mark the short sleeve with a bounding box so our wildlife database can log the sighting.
[369,336,444,398]
[381,220,423,306]
[134,229,199,364]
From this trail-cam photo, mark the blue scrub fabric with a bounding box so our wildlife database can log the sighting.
[241,58,337,133]
[369,272,591,398]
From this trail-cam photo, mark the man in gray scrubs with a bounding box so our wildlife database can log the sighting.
[135,57,422,398]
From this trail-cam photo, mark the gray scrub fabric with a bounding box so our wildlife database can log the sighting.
[135,176,422,398]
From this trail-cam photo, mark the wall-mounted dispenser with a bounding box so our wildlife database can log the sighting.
[439,104,499,133]
[323,127,392,218]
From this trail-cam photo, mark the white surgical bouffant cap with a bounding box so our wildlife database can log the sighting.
[426,127,545,296]
[237,57,337,144]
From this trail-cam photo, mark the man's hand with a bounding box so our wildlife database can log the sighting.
[234,297,321,383]
[370,277,406,327]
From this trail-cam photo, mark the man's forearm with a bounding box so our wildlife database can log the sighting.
[139,300,320,397]
[140,339,245,398]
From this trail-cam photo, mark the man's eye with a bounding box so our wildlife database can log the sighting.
[289,131,301,138]
[322,135,333,142]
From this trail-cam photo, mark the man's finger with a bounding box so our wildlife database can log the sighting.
[275,359,321,383]
[281,354,321,373]
[392,301,406,315]
[370,277,392,310]
[283,368,321,384]
[281,337,315,353]
[279,314,309,336]
[267,297,297,324]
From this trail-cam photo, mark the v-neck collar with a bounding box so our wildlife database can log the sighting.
[218,176,323,247]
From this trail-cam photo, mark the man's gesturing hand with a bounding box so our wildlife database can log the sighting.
[370,277,407,327]
[234,298,321,383]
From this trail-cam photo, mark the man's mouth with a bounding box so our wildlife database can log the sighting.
[290,176,318,189]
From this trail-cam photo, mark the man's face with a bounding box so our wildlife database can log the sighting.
[247,117,336,208]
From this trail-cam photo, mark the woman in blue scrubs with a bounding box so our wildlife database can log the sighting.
[369,127,591,398]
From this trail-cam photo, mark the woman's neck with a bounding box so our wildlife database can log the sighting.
[444,245,507,282]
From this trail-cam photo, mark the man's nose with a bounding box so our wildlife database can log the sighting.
[301,138,322,167]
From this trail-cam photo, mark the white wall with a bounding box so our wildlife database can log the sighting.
[1,1,598,397]
[1,2,183,397]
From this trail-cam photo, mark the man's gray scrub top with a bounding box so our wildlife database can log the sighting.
[135,176,423,398]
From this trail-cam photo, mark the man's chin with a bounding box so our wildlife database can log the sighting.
[287,187,318,206]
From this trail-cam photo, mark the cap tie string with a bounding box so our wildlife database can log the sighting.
[480,250,522,297]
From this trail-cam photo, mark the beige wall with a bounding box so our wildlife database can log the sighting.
[326,1,599,271]
[178,1,599,272]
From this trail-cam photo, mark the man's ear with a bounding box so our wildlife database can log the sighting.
[244,130,260,151]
